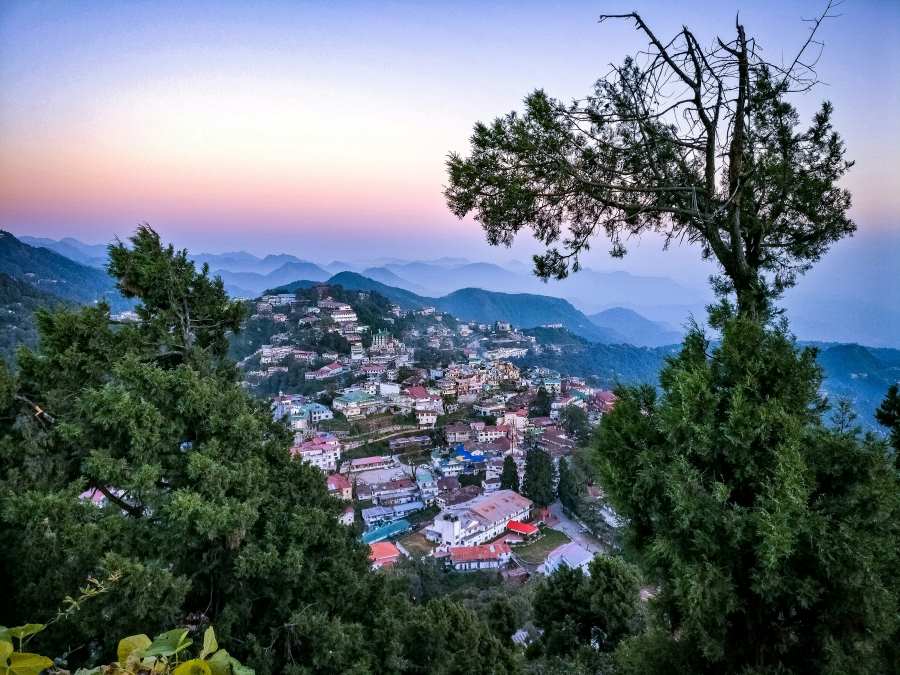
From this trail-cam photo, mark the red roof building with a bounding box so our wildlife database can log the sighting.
[369,541,402,569]
[326,473,352,501]
[447,542,512,571]
[506,520,539,537]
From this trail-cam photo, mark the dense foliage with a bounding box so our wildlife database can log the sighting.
[875,383,900,458]
[594,313,900,674]
[499,455,519,492]
[522,446,555,508]
[531,556,641,659]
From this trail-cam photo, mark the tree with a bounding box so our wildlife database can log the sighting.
[556,457,578,513]
[532,556,640,657]
[560,405,590,445]
[875,383,900,458]
[522,445,555,508]
[529,386,551,418]
[595,314,900,673]
[0,228,519,674]
[446,5,853,320]
[500,455,519,492]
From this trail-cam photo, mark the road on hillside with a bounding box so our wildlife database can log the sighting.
[548,500,606,556]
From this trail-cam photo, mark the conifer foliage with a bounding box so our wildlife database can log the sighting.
[596,312,900,673]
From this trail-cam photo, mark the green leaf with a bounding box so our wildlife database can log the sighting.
[230,656,255,675]
[6,652,54,675]
[3,626,44,641]
[0,641,11,664]
[173,659,212,675]
[117,634,151,663]
[200,626,218,659]
[206,650,231,675]
[144,628,192,657]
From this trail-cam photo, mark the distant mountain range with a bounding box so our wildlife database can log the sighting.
[1,232,896,430]
[10,233,900,348]
[272,271,678,345]
[20,235,109,268]
[214,261,331,297]
[589,307,683,348]
[0,231,125,308]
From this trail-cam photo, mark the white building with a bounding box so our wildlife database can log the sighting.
[425,490,532,546]
[543,542,595,575]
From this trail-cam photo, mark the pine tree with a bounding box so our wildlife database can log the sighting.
[875,383,900,458]
[556,457,579,513]
[446,9,853,320]
[522,445,555,508]
[596,313,900,673]
[532,555,640,657]
[529,386,551,418]
[560,405,590,445]
[499,455,519,492]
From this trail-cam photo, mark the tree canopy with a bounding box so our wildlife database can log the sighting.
[499,454,519,492]
[522,446,555,508]
[594,313,900,673]
[446,5,853,319]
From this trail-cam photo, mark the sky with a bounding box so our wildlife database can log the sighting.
[1,0,898,288]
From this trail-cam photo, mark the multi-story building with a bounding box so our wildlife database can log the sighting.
[290,432,342,473]
[425,490,532,546]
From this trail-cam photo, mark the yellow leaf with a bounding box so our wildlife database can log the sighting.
[206,650,230,675]
[172,659,212,675]
[199,627,217,660]
[0,641,12,664]
[117,634,151,664]
[7,652,54,675]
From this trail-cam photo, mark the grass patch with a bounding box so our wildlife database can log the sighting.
[512,527,571,565]
[398,531,436,558]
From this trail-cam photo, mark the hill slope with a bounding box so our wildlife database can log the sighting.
[19,235,108,268]
[589,307,683,347]
[0,272,71,363]
[0,231,125,308]
[434,287,620,343]
[216,261,331,296]
[318,273,620,342]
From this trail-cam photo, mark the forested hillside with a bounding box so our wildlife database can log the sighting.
[0,231,126,309]
[0,272,70,362]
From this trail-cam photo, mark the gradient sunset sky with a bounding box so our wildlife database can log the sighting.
[1,0,897,278]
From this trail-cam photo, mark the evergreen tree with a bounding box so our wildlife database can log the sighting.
[499,455,519,492]
[529,386,551,418]
[875,383,900,458]
[596,313,900,674]
[556,457,579,513]
[559,405,590,445]
[446,10,853,320]
[522,445,555,508]
[532,555,640,657]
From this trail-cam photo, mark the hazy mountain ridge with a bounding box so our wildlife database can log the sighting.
[16,235,900,348]
[215,261,331,296]
[20,235,109,268]
[0,231,126,309]
[589,307,683,347]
